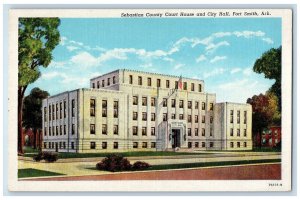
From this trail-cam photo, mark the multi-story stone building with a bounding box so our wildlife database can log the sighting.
[42,69,252,153]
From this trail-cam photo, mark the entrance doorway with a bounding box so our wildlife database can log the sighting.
[172,129,181,148]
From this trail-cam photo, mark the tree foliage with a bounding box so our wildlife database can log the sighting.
[253,46,281,111]
[23,87,49,130]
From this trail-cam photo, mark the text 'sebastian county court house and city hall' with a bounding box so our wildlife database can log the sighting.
[42,69,253,153]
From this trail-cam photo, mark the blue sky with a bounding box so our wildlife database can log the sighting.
[26,18,281,103]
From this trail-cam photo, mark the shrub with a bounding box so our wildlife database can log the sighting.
[96,154,132,172]
[32,151,58,162]
[132,161,151,170]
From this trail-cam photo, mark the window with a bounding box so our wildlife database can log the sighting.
[202,102,206,110]
[171,114,176,119]
[191,83,195,91]
[102,124,107,135]
[198,84,202,92]
[195,101,199,109]
[188,142,192,148]
[133,96,138,105]
[237,129,240,137]
[147,77,151,86]
[166,80,170,88]
[97,81,100,88]
[138,76,142,85]
[44,142,47,149]
[194,142,199,148]
[90,142,96,149]
[142,112,147,121]
[151,113,155,121]
[72,124,75,135]
[56,126,58,136]
[113,76,116,84]
[230,142,234,148]
[202,115,205,123]
[244,111,247,124]
[244,129,247,137]
[142,97,147,106]
[179,100,184,108]
[44,128,47,136]
[102,100,107,117]
[179,114,184,120]
[113,142,118,149]
[60,125,62,135]
[52,104,55,120]
[44,107,47,122]
[63,142,66,149]
[92,83,95,88]
[113,125,118,135]
[230,110,234,123]
[210,142,214,148]
[64,100,66,118]
[142,142,147,148]
[188,101,192,109]
[49,105,51,121]
[90,124,95,134]
[56,103,58,119]
[188,128,191,136]
[195,128,199,136]
[64,125,66,135]
[113,101,118,118]
[209,103,214,111]
[163,98,167,107]
[72,99,75,117]
[230,128,233,136]
[163,113,168,121]
[237,142,240,148]
[237,110,240,124]
[244,142,247,148]
[142,127,147,136]
[202,142,206,147]
[202,128,205,136]
[102,142,107,149]
[49,127,51,136]
[133,112,138,120]
[60,102,62,119]
[195,115,199,123]
[102,80,105,87]
[133,126,138,136]
[129,75,133,84]
[188,115,192,123]
[151,97,156,106]
[210,128,213,137]
[90,99,95,117]
[183,82,187,90]
[175,81,178,89]
[107,78,110,86]
[71,142,75,149]
[133,142,138,148]
[151,127,155,136]
[102,100,107,108]
[171,99,176,107]
[151,142,156,148]
[157,79,161,87]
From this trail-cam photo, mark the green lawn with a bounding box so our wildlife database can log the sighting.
[24,146,40,154]
[24,151,207,159]
[18,168,65,178]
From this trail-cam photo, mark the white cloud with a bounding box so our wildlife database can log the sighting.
[205,41,230,54]
[213,32,232,38]
[210,56,227,63]
[163,57,174,62]
[173,63,185,70]
[70,52,98,68]
[66,46,80,51]
[203,68,226,78]
[141,63,153,69]
[60,36,67,46]
[41,71,62,80]
[69,40,84,46]
[262,37,274,44]
[230,68,242,74]
[196,54,207,63]
[233,30,265,38]
[243,67,253,76]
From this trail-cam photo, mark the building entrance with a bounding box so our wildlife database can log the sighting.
[171,129,181,148]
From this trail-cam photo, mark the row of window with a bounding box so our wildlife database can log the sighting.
[44,99,76,122]
[92,76,116,89]
[230,142,248,148]
[188,142,214,148]
[44,141,75,150]
[45,124,76,136]
[90,99,119,118]
[129,75,203,92]
[90,124,120,135]
[230,110,247,124]
[229,128,248,137]
[187,128,213,137]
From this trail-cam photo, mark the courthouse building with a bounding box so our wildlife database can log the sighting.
[42,69,253,153]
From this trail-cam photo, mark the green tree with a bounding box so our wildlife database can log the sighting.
[247,92,281,147]
[23,88,49,149]
[18,18,60,154]
[253,46,281,111]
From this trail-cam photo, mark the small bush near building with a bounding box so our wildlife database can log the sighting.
[96,154,132,172]
[132,161,151,170]
[32,151,58,162]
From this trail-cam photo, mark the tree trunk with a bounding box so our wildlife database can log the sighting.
[18,85,27,154]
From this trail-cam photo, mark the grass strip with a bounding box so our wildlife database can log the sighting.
[18,168,65,178]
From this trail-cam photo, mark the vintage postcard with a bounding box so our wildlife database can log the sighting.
[8,8,292,192]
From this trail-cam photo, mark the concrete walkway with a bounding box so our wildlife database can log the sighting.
[18,151,281,178]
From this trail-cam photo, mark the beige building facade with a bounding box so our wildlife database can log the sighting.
[42,69,252,153]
